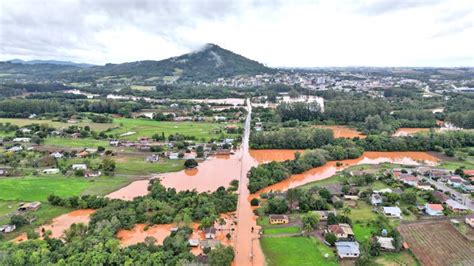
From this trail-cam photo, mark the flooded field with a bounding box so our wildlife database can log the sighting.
[253,151,439,196]
[315,125,366,139]
[249,149,304,164]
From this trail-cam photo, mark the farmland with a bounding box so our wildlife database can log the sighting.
[260,236,338,266]
[0,118,116,131]
[398,221,474,266]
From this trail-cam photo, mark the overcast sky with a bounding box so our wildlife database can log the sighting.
[1,0,473,67]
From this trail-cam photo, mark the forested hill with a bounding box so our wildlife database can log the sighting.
[0,44,274,82]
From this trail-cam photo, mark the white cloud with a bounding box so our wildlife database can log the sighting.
[0,0,473,67]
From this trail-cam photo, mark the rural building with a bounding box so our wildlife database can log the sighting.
[188,239,200,247]
[465,214,474,228]
[71,164,87,170]
[416,182,434,191]
[18,201,42,212]
[445,199,468,212]
[42,168,60,175]
[322,184,344,197]
[376,237,396,251]
[204,227,216,239]
[168,152,180,160]
[0,167,11,176]
[313,210,335,221]
[0,224,16,233]
[383,207,402,218]
[399,174,419,186]
[373,188,392,194]
[343,195,359,201]
[464,170,474,177]
[12,137,31,143]
[269,214,289,225]
[371,194,383,206]
[447,176,465,188]
[8,146,23,152]
[335,241,360,258]
[76,151,89,158]
[424,203,444,216]
[327,223,354,239]
[50,152,64,159]
[146,154,160,163]
[200,239,221,250]
[84,171,101,178]
[19,128,32,134]
[432,191,449,203]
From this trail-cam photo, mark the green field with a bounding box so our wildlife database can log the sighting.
[353,223,376,241]
[0,175,132,202]
[263,226,301,235]
[44,137,109,148]
[374,251,420,266]
[0,118,115,131]
[109,118,240,141]
[347,201,378,221]
[115,157,185,175]
[261,236,338,266]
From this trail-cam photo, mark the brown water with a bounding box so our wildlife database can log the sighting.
[249,149,304,164]
[315,125,366,138]
[107,180,150,200]
[39,209,95,239]
[251,151,439,197]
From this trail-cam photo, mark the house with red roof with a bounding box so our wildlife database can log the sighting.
[424,203,444,216]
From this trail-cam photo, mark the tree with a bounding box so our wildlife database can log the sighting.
[325,233,337,246]
[250,198,259,206]
[401,192,417,205]
[343,207,351,216]
[10,215,29,227]
[369,239,381,256]
[184,159,198,169]
[208,246,235,266]
[101,157,116,175]
[302,211,320,233]
[266,197,288,214]
[318,188,331,200]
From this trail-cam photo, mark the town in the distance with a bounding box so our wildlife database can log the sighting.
[0,44,473,266]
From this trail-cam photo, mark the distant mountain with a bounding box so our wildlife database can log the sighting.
[1,44,274,82]
[70,43,275,82]
[8,59,94,68]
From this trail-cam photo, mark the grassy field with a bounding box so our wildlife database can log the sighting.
[44,137,109,148]
[109,118,240,141]
[374,251,420,266]
[0,118,115,131]
[263,226,301,235]
[115,156,185,175]
[347,201,378,221]
[298,175,341,190]
[0,175,132,202]
[352,222,376,241]
[261,236,338,266]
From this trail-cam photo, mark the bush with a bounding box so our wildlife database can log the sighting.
[250,198,260,206]
[184,159,198,169]
[325,233,337,246]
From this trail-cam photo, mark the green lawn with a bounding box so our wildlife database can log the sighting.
[353,223,376,241]
[438,160,474,170]
[44,137,109,148]
[0,175,132,202]
[109,118,240,141]
[298,175,341,190]
[347,201,378,221]
[263,226,301,235]
[374,251,420,266]
[261,236,338,266]
[0,118,115,131]
[115,157,185,175]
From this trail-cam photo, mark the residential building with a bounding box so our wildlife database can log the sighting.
[42,168,60,175]
[0,224,16,233]
[445,199,468,212]
[204,227,216,239]
[327,223,354,239]
[269,214,289,225]
[424,203,444,216]
[383,207,402,218]
[399,174,419,186]
[18,201,42,212]
[84,171,101,178]
[8,146,23,152]
[376,237,396,251]
[465,214,474,228]
[371,194,383,206]
[312,210,335,221]
[12,137,31,143]
[335,242,360,258]
[71,164,87,170]
[188,239,200,247]
[416,182,434,191]
[50,151,64,159]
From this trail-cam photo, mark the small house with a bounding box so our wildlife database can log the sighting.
[416,182,434,191]
[71,164,87,170]
[383,207,402,218]
[313,210,335,221]
[70,133,81,138]
[399,174,419,186]
[50,151,64,159]
[146,154,159,163]
[200,239,221,250]
[12,137,31,143]
[188,239,200,247]
[76,151,89,158]
[376,237,395,251]
[447,176,465,188]
[18,201,42,212]
[269,214,289,225]
[43,168,60,175]
[204,227,216,239]
[373,188,392,194]
[0,167,10,176]
[322,184,344,197]
[445,199,468,212]
[335,241,360,259]
[371,194,383,206]
[327,223,354,239]
[432,191,449,203]
[465,214,474,228]
[0,224,16,233]
[8,146,23,152]
[84,171,101,178]
[424,203,444,216]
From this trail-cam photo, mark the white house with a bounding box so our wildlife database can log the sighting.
[371,194,383,206]
[0,224,16,233]
[71,164,87,170]
[335,242,360,258]
[43,168,60,175]
[383,207,402,218]
[12,137,31,143]
[50,152,64,159]
[204,227,216,239]
[424,203,444,216]
[7,146,23,152]
[376,237,395,251]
